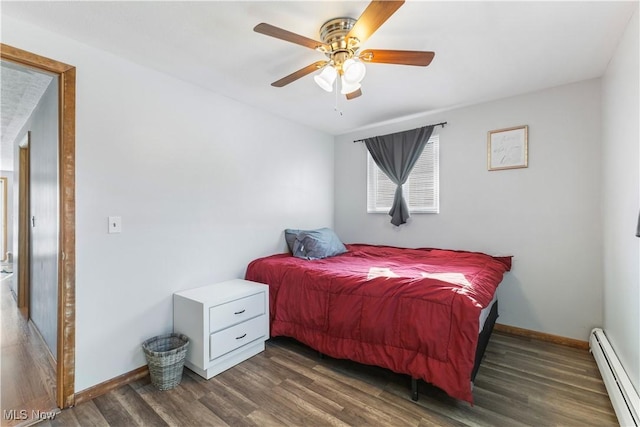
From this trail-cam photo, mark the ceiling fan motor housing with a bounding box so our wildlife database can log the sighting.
[319,17,359,68]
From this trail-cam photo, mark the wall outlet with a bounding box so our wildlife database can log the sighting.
[108,216,122,234]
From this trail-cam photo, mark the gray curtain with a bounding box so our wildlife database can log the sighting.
[364,125,435,226]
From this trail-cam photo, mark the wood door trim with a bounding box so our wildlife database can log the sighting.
[1,43,76,409]
[18,143,30,311]
[0,177,6,262]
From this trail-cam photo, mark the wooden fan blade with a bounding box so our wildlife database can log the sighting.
[346,88,362,100]
[271,61,328,87]
[254,23,329,52]
[360,49,435,66]
[346,1,405,45]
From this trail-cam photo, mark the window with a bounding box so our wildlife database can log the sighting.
[367,134,439,214]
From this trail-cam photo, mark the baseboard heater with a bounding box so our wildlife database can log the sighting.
[590,328,639,426]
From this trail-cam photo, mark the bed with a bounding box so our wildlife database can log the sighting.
[245,243,511,403]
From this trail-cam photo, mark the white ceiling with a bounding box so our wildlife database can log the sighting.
[0,61,54,171]
[1,1,637,138]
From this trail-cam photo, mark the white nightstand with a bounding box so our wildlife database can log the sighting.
[173,279,269,379]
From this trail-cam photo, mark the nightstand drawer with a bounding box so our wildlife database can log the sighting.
[209,291,265,333]
[209,314,266,360]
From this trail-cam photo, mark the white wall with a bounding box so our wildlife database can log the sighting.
[335,79,603,341]
[601,7,639,393]
[2,16,335,392]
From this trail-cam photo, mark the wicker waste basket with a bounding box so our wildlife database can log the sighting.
[142,333,189,391]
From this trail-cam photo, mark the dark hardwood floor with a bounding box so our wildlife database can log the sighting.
[38,330,616,426]
[1,275,59,427]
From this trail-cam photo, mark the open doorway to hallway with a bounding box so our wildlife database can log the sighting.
[1,58,61,426]
[0,44,77,418]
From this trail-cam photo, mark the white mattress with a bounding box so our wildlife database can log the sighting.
[479,293,498,334]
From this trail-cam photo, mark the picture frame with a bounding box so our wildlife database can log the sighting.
[487,125,528,171]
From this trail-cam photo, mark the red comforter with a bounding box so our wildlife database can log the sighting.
[245,244,511,402]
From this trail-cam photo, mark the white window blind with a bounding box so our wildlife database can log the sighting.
[367,134,439,214]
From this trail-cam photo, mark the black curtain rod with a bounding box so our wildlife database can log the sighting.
[353,121,447,143]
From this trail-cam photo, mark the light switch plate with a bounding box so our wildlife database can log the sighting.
[108,216,122,234]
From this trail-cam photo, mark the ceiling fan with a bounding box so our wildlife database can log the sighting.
[254,0,435,100]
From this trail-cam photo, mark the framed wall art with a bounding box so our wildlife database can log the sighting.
[487,125,528,171]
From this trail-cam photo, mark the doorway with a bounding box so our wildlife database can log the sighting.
[0,43,76,409]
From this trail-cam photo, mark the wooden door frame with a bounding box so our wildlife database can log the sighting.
[18,138,30,312]
[1,43,76,409]
[0,177,6,262]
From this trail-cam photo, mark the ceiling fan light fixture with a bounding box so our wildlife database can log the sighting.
[342,58,366,84]
[340,75,361,95]
[314,65,337,92]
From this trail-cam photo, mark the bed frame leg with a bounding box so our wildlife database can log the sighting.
[411,378,419,401]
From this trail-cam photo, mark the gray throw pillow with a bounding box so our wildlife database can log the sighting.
[284,229,301,252]
[291,228,347,260]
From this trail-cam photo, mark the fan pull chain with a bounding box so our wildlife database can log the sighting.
[334,77,343,116]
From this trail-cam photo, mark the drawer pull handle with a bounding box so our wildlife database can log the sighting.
[234,309,246,315]
[236,333,247,340]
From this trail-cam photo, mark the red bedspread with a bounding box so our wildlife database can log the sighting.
[245,244,511,402]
